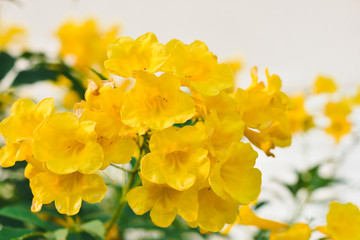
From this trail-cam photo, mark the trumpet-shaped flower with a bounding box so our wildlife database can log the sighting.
[209,142,261,204]
[0,98,54,143]
[313,75,337,94]
[141,126,209,191]
[287,95,314,133]
[325,117,351,142]
[127,176,199,228]
[318,202,360,240]
[58,19,120,68]
[270,223,312,240]
[188,187,238,233]
[105,32,168,78]
[121,71,196,130]
[222,205,288,235]
[27,165,107,215]
[204,111,244,156]
[162,39,233,96]
[0,98,54,166]
[32,112,103,174]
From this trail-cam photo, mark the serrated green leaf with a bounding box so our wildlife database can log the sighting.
[80,220,105,240]
[0,226,36,240]
[44,229,68,240]
[0,51,16,80]
[0,206,57,230]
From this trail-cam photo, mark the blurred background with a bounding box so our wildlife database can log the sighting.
[1,0,360,239]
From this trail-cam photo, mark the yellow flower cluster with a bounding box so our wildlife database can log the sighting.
[0,32,293,233]
[287,75,360,142]
[57,18,120,69]
[103,32,290,232]
[0,98,108,215]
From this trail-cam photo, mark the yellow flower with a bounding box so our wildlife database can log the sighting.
[162,39,233,96]
[27,164,107,216]
[187,187,238,233]
[105,32,168,78]
[324,100,352,142]
[209,142,261,204]
[121,71,195,130]
[0,141,30,168]
[62,90,81,109]
[325,100,352,120]
[270,223,312,240]
[320,202,360,240]
[287,95,314,133]
[204,110,244,156]
[0,24,26,50]
[244,120,292,157]
[235,67,291,156]
[325,117,351,142]
[76,81,137,169]
[58,18,120,68]
[0,98,54,167]
[0,98,54,143]
[127,176,199,228]
[32,112,103,174]
[313,75,337,94]
[141,126,209,191]
[222,205,288,234]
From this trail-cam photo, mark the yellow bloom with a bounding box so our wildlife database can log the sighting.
[287,95,314,133]
[187,187,238,233]
[244,120,292,157]
[0,98,54,167]
[162,39,233,96]
[235,67,291,156]
[270,223,312,240]
[0,141,30,167]
[209,142,261,204]
[121,71,195,130]
[222,205,288,234]
[320,202,360,240]
[32,112,103,174]
[313,75,337,94]
[127,176,199,228]
[105,32,168,78]
[27,164,107,215]
[325,117,351,142]
[141,126,209,191]
[324,100,352,142]
[76,81,137,169]
[63,90,81,109]
[0,24,26,50]
[58,18,120,68]
[0,98,54,143]
[325,100,352,120]
[204,110,244,156]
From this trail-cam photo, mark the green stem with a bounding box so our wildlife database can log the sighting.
[105,149,142,235]
[19,232,44,239]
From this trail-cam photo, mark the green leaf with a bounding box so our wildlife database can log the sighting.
[0,226,36,240]
[0,51,16,80]
[12,65,59,86]
[89,68,107,80]
[0,206,57,230]
[80,220,105,240]
[44,229,68,240]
